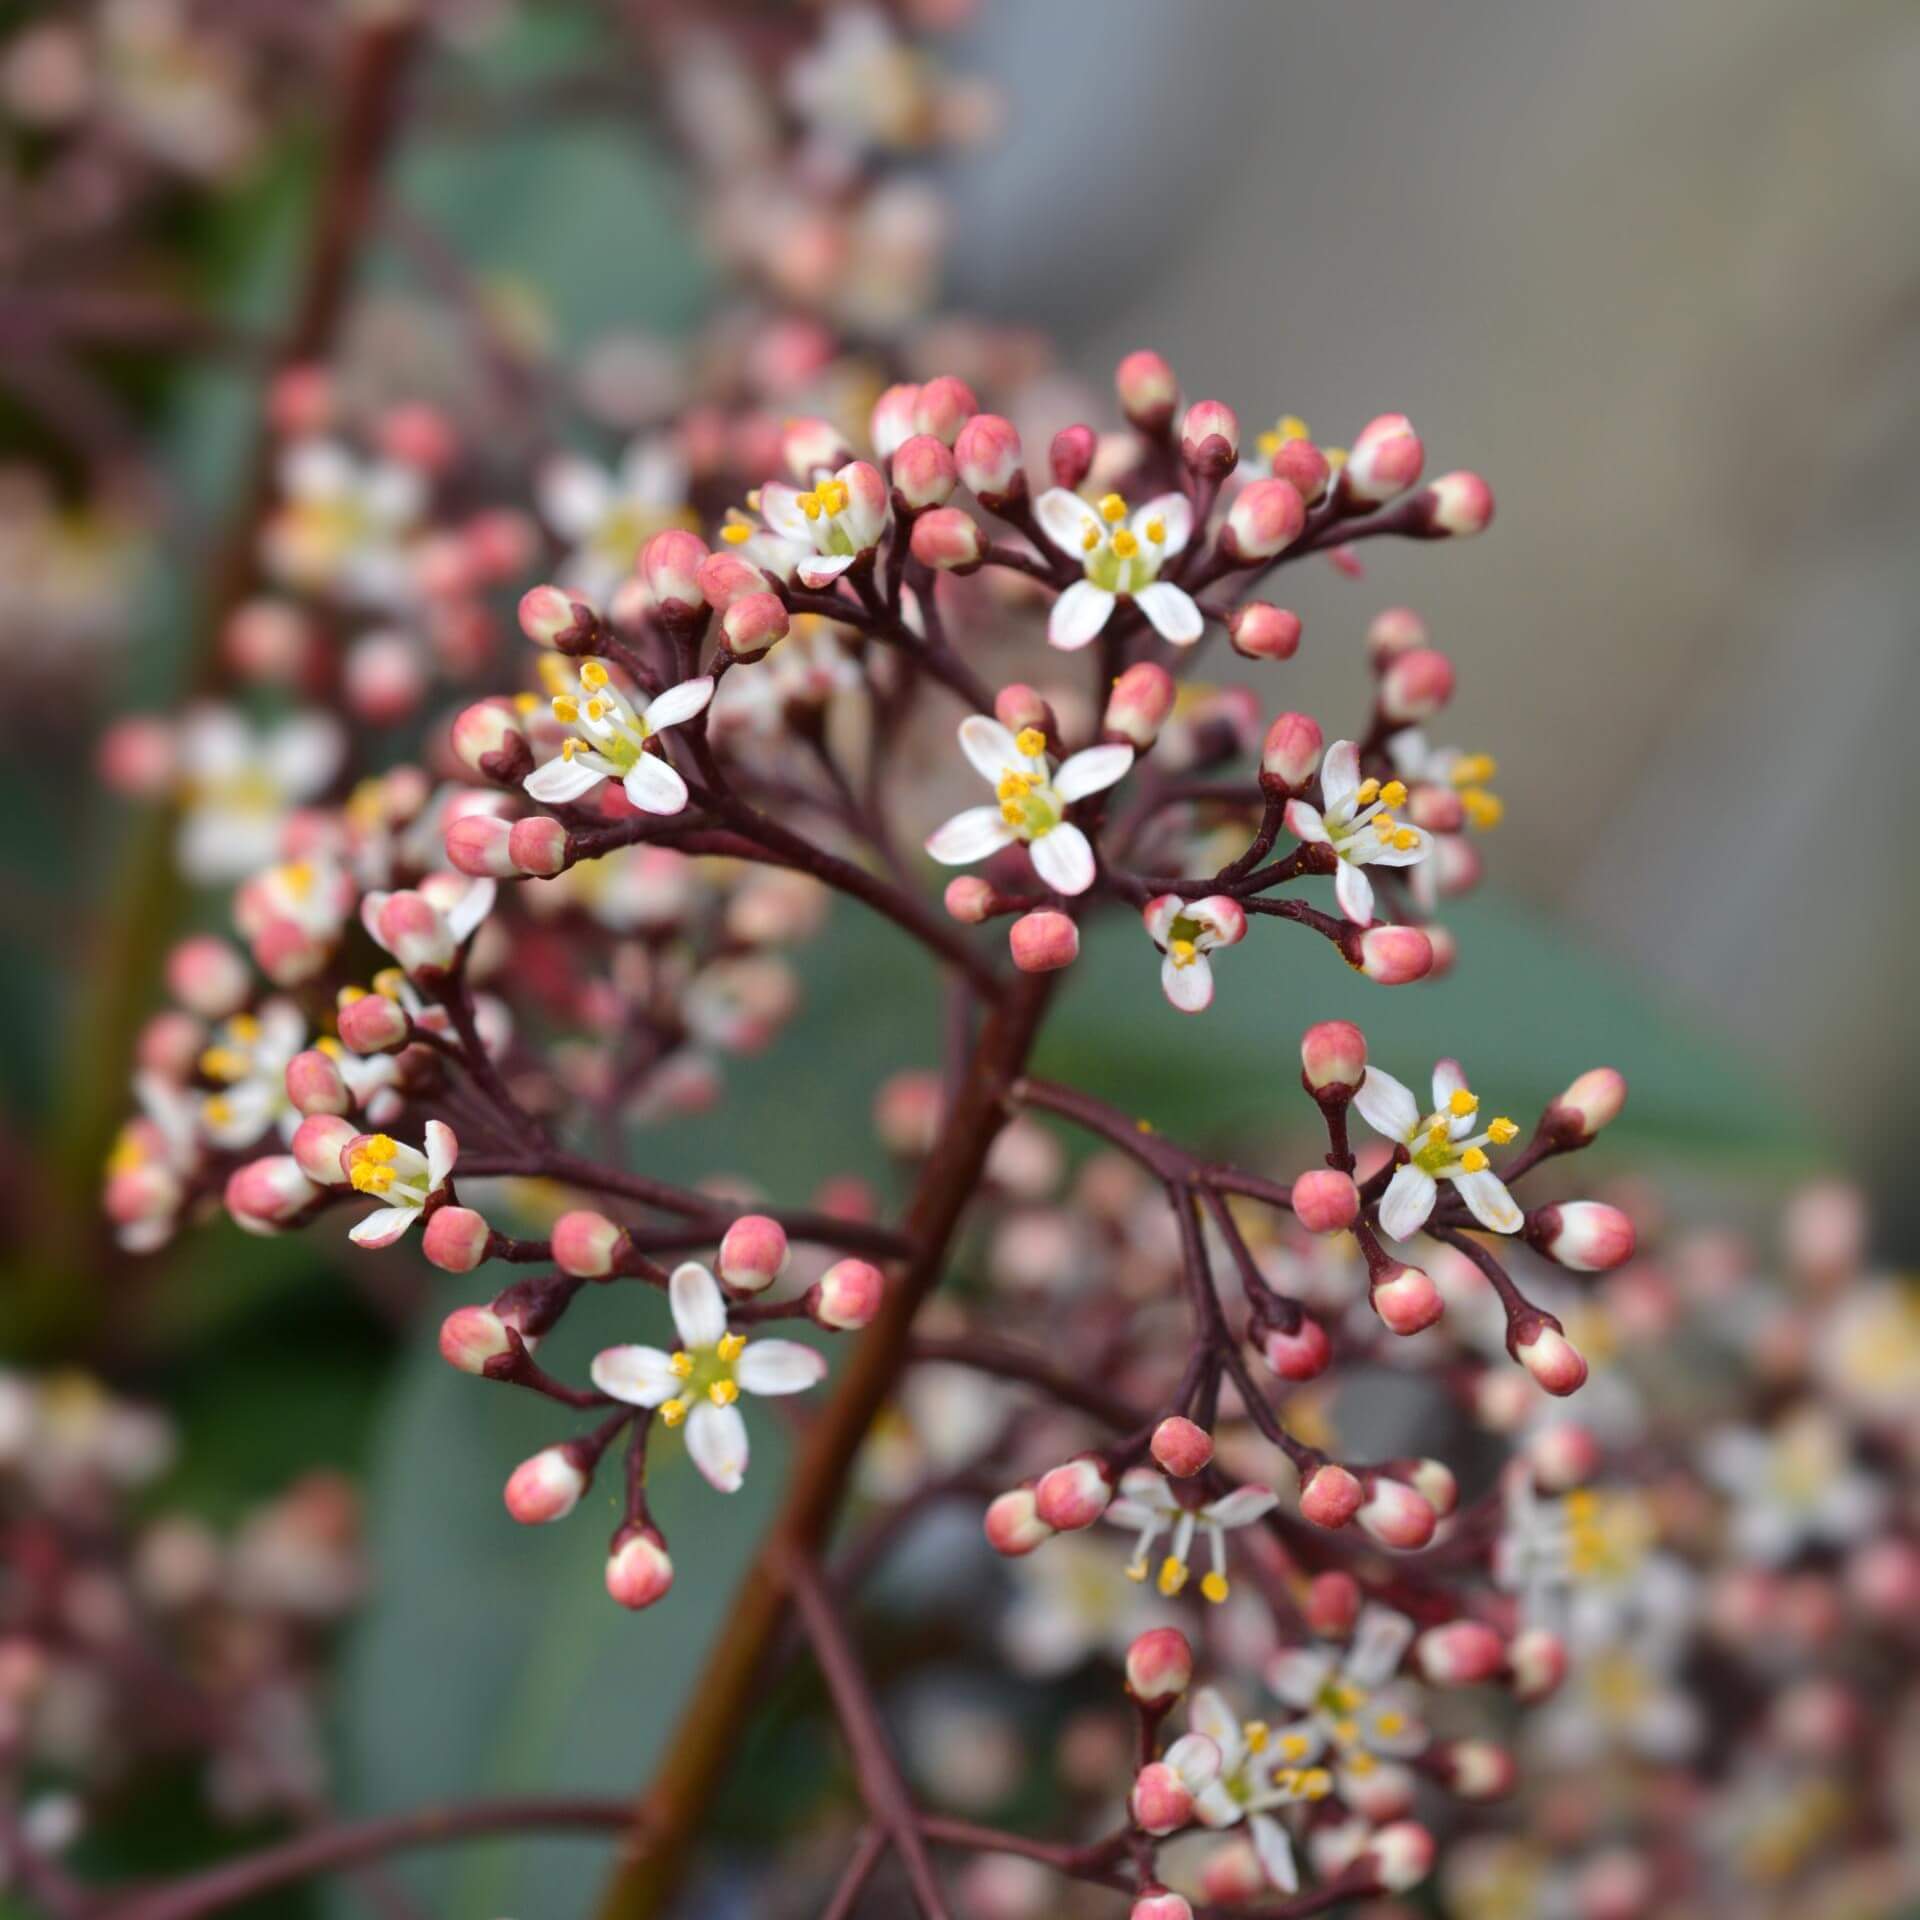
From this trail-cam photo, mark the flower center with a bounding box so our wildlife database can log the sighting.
[996,768,1060,839]
[345,1133,422,1203]
[658,1331,747,1427]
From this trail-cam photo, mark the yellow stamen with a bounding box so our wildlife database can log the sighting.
[668,1351,694,1379]
[1391,827,1419,851]
[1463,788,1504,829]
[579,661,608,690]
[1278,415,1311,442]
[1451,753,1498,786]
[1375,1711,1407,1736]
[1145,517,1166,544]
[1459,1146,1490,1173]
[1427,1120,1451,1146]
[1242,1720,1269,1752]
[1169,937,1198,967]
[1448,1088,1478,1117]
[552,695,579,724]
[198,1047,250,1083]
[717,1332,746,1362]
[1110,528,1139,559]
[1097,492,1127,523]
[560,738,582,760]
[1201,1571,1229,1604]
[1488,1117,1519,1144]
[798,491,822,520]
[1355,778,1381,806]
[1278,1731,1312,1762]
[1124,1560,1148,1583]
[1300,1768,1333,1799]
[659,1397,688,1427]
[1081,525,1100,553]
[1156,1554,1189,1597]
[708,1378,739,1407]
[1331,1718,1360,1745]
[1379,780,1408,809]
[1014,727,1047,758]
[720,522,751,545]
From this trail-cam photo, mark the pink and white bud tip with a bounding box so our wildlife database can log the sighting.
[605,1528,674,1610]
[1124,1626,1194,1708]
[1149,1417,1213,1478]
[504,1446,587,1525]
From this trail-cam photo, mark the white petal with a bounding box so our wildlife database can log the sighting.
[736,1340,828,1397]
[1348,1606,1417,1686]
[1162,951,1214,1013]
[444,879,495,946]
[349,1206,414,1249]
[591,1345,679,1407]
[1378,1163,1439,1241]
[685,1398,749,1492]
[537,454,613,539]
[1191,1781,1242,1829]
[1321,740,1361,813]
[759,483,813,543]
[1268,1648,1334,1709]
[958,714,1025,784]
[423,1119,458,1188]
[796,554,856,588]
[1452,1168,1522,1235]
[1135,581,1204,645]
[1188,1686,1240,1758]
[925,806,1015,866]
[623,754,689,816]
[669,1262,729,1349]
[1251,1814,1299,1893]
[1207,1485,1278,1527]
[266,714,345,797]
[1283,800,1330,846]
[1055,743,1134,803]
[1334,859,1375,926]
[619,437,684,503]
[1353,1068,1420,1142]
[1164,1731,1223,1792]
[643,676,715,732]
[525,756,607,804]
[1047,579,1115,650]
[1367,827,1431,869]
[1032,486,1100,555]
[1431,1058,1469,1111]
[1029,823,1095,896]
[1136,492,1193,556]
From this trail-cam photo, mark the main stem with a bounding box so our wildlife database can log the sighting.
[593,970,1055,1919]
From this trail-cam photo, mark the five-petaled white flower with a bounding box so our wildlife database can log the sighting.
[925,715,1132,897]
[342,1120,456,1250]
[591,1263,828,1493]
[721,462,889,589]
[1353,1056,1523,1241]
[537,437,690,606]
[1166,1687,1317,1892]
[1033,488,1203,650]
[194,1000,307,1151]
[174,706,345,886]
[1143,893,1247,1014]
[1700,1406,1886,1567]
[1283,740,1431,925]
[523,657,713,815]
[1266,1605,1429,1808]
[262,439,427,610]
[1103,1466,1278,1602]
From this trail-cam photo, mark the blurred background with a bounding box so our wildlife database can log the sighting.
[0,0,1915,1914]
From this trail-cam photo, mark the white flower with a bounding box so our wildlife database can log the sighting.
[1283,740,1432,925]
[1032,488,1202,649]
[999,1533,1157,1679]
[1353,1057,1523,1241]
[523,657,713,815]
[1169,1688,1314,1892]
[1387,733,1503,830]
[1143,893,1247,1013]
[262,439,427,609]
[194,1000,306,1151]
[924,715,1132,897]
[174,707,344,885]
[342,1121,456,1250]
[1104,1466,1277,1602]
[591,1263,827,1493]
[1266,1606,1429,1807]
[1700,1406,1886,1566]
[721,463,889,589]
[537,438,690,606]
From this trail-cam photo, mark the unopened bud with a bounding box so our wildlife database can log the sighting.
[1366,606,1429,665]
[1544,1067,1627,1144]
[1379,647,1454,725]
[1115,349,1179,434]
[1371,1263,1442,1334]
[783,415,853,480]
[993,682,1053,738]
[1222,478,1306,562]
[1357,1477,1438,1550]
[445,813,517,879]
[1290,1169,1358,1233]
[1345,413,1424,505]
[605,1527,674,1609]
[1416,1619,1506,1686]
[505,1446,586,1524]
[451,700,531,784]
[1305,1571,1360,1637]
[1300,1463,1365,1529]
[870,384,921,460]
[1514,1322,1588,1396]
[910,505,985,572]
[944,876,996,923]
[721,591,789,659]
[285,1049,349,1118]
[1349,924,1435,985]
[166,935,249,1019]
[518,583,586,649]
[718,1214,788,1293]
[553,1209,624,1278]
[1261,1315,1331,1382]
[1129,1761,1194,1836]
[508,816,569,878]
[954,413,1024,499]
[913,375,978,446]
[1418,471,1494,537]
[1527,1201,1636,1273]
[984,1486,1052,1557]
[1363,1821,1435,1894]
[1150,1417,1213,1478]
[337,989,409,1055]
[438,1304,514,1374]
[1260,710,1323,792]
[1435,1739,1516,1801]
[811,1257,885,1329]
[225,1156,319,1235]
[1049,424,1096,492]
[1103,661,1176,748]
[1227,602,1301,662]
[1009,909,1079,973]
[1180,400,1239,476]
[1131,1892,1194,1920]
[290,1114,356,1187]
[1272,436,1330,503]
[892,433,958,509]
[1508,1626,1567,1701]
[1034,1456,1113,1531]
[696,550,771,612]
[1125,1627,1194,1707]
[423,1205,491,1274]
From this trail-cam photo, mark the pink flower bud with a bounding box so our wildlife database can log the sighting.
[1227,602,1301,662]
[1544,1067,1627,1143]
[1372,1263,1442,1334]
[718,1214,788,1292]
[1526,1422,1601,1493]
[165,936,249,1019]
[1129,1761,1193,1836]
[811,1257,885,1329]
[1009,910,1079,973]
[373,891,454,976]
[1150,1417,1213,1478]
[1527,1201,1636,1273]
[1420,471,1495,536]
[290,1114,356,1187]
[1352,924,1434,985]
[1132,1893,1194,1920]
[337,991,409,1055]
[1034,1456,1113,1532]
[1223,478,1306,561]
[423,1206,491,1274]
[439,1304,513,1374]
[1363,1821,1435,1894]
[1299,1018,1367,1095]
[1291,1169,1358,1233]
[914,375,978,446]
[285,1049,349,1118]
[1103,660,1176,748]
[605,1528,674,1609]
[225,1156,319,1235]
[994,683,1052,736]
[1272,436,1330,503]
[1417,1619,1506,1686]
[1846,1539,1920,1625]
[1366,606,1429,664]
[1198,1843,1266,1906]
[1300,1463,1364,1529]
[450,700,531,784]
[553,1209,624,1278]
[910,505,985,572]
[1115,349,1179,433]
[505,1446,586,1524]
[695,550,771,611]
[1508,1626,1568,1701]
[891,433,958,509]
[983,1486,1052,1557]
[1180,400,1240,475]
[508,816,569,878]
[1259,710,1323,792]
[1515,1323,1588,1396]
[137,1011,203,1081]
[954,412,1023,498]
[1379,647,1454,725]
[783,415,853,480]
[1125,1627,1194,1707]
[721,591,789,659]
[944,876,996,923]
[1400,1455,1458,1517]
[518,583,585,649]
[640,530,709,623]
[445,813,516,879]
[1435,1738,1516,1800]
[1357,1477,1438,1551]
[1262,1315,1331,1381]
[870,383,921,460]
[1305,1571,1360,1637]
[1049,424,1096,491]
[1346,413,1424,505]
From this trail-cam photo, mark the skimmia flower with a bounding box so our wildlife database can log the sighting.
[1284,740,1432,925]
[925,715,1131,896]
[1104,1467,1278,1602]
[1700,1407,1886,1566]
[590,1263,827,1493]
[261,439,426,609]
[523,657,713,814]
[537,437,690,605]
[1354,1057,1523,1240]
[195,1001,306,1151]
[341,1120,456,1249]
[1143,894,1247,1013]
[1033,488,1202,649]
[1173,1687,1318,1890]
[174,707,344,886]
[1267,1606,1429,1805]
[721,463,889,588]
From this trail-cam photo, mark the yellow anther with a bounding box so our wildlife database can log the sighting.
[997,771,1034,801]
[1000,801,1025,827]
[668,1351,695,1379]
[1344,1751,1376,1776]
[821,480,849,514]
[1300,1768,1333,1799]
[578,660,608,690]
[228,1013,260,1043]
[720,522,751,545]
[552,695,579,723]
[1277,1732,1312,1762]
[1097,492,1127,523]
[1488,1116,1519,1144]
[1014,727,1047,758]
[338,985,367,1006]
[708,1378,740,1407]
[1379,780,1408,809]
[1459,1146,1490,1173]
[281,861,313,898]
[204,1097,233,1128]
[537,654,571,694]
[362,1135,397,1162]
[1242,1720,1269,1752]
[1427,1120,1451,1146]
[798,491,822,520]
[1451,753,1498,786]
[1375,1711,1407,1736]
[659,1397,688,1427]
[1124,1560,1149,1583]
[1110,528,1140,559]
[1156,1554,1189,1597]
[560,738,582,760]
[1169,937,1198,967]
[717,1332,746,1362]
[514,691,539,715]
[1201,1571,1229,1604]
[1255,431,1281,461]
[585,699,607,722]
[1391,827,1419,851]
[1278,415,1311,442]
[317,1037,344,1061]
[1463,788,1504,829]
[1373,814,1398,840]
[1331,1718,1360,1746]
[198,1046,250,1082]
[1081,525,1101,553]
[1448,1089,1479,1117]
[1325,447,1348,471]
[1355,778,1381,806]
[1145,517,1166,544]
